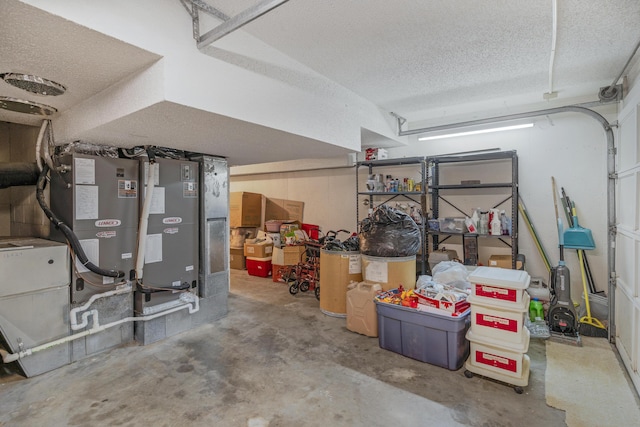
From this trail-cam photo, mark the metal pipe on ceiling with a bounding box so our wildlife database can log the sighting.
[397,105,616,342]
[197,0,290,48]
[601,37,640,100]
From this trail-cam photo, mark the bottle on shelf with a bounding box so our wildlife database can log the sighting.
[490,208,501,236]
[385,175,393,192]
[478,211,489,235]
[471,208,480,229]
[500,210,511,236]
[465,217,477,233]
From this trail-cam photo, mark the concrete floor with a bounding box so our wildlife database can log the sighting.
[0,269,567,427]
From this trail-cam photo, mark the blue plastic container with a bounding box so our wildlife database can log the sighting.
[375,301,470,370]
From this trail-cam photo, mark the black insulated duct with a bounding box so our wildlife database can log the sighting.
[0,162,39,188]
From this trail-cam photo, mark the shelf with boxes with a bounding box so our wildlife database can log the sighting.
[356,156,428,275]
[427,151,519,269]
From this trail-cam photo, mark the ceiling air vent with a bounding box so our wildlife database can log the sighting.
[1,72,66,96]
[0,96,57,115]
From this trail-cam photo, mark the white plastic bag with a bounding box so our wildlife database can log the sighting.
[431,261,470,288]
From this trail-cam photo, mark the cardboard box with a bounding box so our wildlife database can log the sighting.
[428,249,459,271]
[230,248,246,270]
[244,241,273,258]
[230,192,262,227]
[230,227,258,249]
[264,197,304,223]
[488,254,514,269]
[365,148,388,160]
[272,264,289,283]
[272,245,307,265]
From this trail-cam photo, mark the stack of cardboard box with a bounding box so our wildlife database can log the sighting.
[229,192,262,270]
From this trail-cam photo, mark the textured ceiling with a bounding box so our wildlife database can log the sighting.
[0,0,161,126]
[1,0,639,165]
[204,0,640,120]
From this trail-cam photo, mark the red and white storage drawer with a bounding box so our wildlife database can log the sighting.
[467,293,530,345]
[466,328,530,379]
[467,266,530,306]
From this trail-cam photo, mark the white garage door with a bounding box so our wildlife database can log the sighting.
[615,87,640,396]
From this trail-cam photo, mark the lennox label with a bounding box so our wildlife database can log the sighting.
[163,227,179,235]
[162,217,182,224]
[95,219,121,228]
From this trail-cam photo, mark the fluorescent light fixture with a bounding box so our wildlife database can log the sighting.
[418,123,534,141]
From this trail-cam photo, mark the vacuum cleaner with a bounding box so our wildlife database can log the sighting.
[547,217,579,339]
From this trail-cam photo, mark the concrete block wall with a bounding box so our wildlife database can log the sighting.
[0,121,49,238]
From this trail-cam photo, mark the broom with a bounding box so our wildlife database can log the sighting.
[571,204,607,337]
[578,249,608,337]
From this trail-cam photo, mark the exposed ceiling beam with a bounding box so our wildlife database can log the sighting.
[197,0,290,48]
[190,0,230,21]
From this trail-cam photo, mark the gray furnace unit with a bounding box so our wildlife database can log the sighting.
[49,150,138,360]
[134,157,200,344]
[0,238,71,376]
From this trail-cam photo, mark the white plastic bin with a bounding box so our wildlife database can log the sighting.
[466,328,530,379]
[468,266,530,306]
[468,293,530,345]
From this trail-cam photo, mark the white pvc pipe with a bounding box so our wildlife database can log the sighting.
[1,294,199,364]
[69,284,131,330]
[43,120,55,171]
[34,120,48,172]
[135,162,156,279]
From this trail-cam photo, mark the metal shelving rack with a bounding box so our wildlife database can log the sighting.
[428,151,519,269]
[356,156,428,275]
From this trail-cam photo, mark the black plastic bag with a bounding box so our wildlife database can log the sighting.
[358,204,421,257]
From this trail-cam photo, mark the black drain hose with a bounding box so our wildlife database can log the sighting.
[36,164,124,278]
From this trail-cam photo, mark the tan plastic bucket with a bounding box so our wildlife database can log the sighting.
[319,250,362,317]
